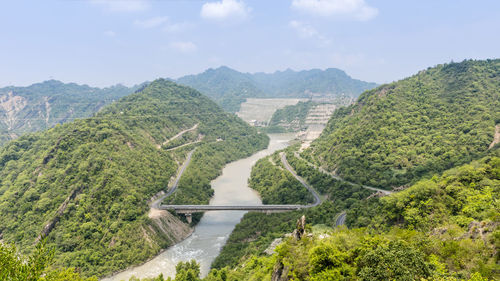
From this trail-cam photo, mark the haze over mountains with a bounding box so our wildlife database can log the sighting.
[0,66,376,146]
[211,59,500,281]
[177,66,377,112]
[0,80,141,146]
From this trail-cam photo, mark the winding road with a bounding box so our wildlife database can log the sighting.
[151,149,196,209]
[293,152,392,195]
[156,150,322,214]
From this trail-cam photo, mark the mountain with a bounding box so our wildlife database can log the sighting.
[309,59,500,188]
[205,60,500,281]
[252,68,377,97]
[0,80,141,146]
[0,79,268,277]
[177,66,377,112]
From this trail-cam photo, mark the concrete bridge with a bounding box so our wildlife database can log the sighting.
[158,204,316,222]
[156,152,322,223]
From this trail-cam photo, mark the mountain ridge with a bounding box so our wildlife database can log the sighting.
[177,66,377,112]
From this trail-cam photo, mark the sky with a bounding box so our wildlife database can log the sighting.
[1,0,499,87]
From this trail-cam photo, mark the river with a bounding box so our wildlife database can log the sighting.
[103,133,295,281]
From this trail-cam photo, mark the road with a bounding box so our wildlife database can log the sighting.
[293,152,392,195]
[335,212,346,226]
[162,123,198,146]
[158,151,322,213]
[280,152,321,207]
[151,149,195,209]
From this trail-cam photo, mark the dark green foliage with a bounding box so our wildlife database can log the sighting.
[177,66,376,112]
[248,156,313,205]
[0,79,267,277]
[0,80,142,146]
[310,59,500,188]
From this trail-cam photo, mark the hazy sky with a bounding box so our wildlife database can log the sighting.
[1,0,499,87]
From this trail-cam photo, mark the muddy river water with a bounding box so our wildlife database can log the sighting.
[103,133,294,280]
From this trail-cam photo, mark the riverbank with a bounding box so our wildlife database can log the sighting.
[102,133,295,281]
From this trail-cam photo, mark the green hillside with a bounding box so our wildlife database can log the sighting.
[204,149,499,281]
[0,80,141,146]
[0,79,267,277]
[177,66,377,112]
[309,59,500,189]
[177,66,264,112]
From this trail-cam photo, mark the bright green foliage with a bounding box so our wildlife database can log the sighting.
[248,155,313,204]
[0,80,141,146]
[357,240,431,280]
[177,66,376,112]
[0,79,267,277]
[0,241,96,281]
[348,153,500,231]
[310,59,500,188]
[207,227,493,280]
[174,260,201,281]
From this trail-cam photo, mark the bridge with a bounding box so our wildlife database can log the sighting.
[155,151,322,223]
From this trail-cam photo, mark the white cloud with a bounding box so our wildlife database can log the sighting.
[104,30,117,37]
[170,41,197,53]
[90,0,150,12]
[201,0,251,21]
[134,16,168,28]
[291,0,378,21]
[164,22,195,33]
[289,20,319,39]
[289,20,331,46]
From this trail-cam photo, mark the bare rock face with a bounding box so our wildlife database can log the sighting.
[0,91,27,130]
[292,215,306,240]
[147,208,192,244]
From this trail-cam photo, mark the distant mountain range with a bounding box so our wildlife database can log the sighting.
[0,80,141,146]
[0,66,376,145]
[177,66,377,112]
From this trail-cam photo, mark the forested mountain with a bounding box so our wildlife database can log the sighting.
[177,66,376,112]
[205,148,499,281]
[309,59,500,189]
[176,66,263,112]
[251,68,377,97]
[0,79,267,277]
[0,80,141,146]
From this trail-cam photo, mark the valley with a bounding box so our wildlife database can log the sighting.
[1,60,499,281]
[3,2,500,281]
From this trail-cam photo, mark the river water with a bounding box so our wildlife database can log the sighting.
[103,133,294,281]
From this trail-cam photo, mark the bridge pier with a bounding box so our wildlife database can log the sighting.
[185,213,192,224]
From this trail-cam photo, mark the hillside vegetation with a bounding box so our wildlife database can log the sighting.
[177,66,376,112]
[206,149,499,281]
[203,61,500,281]
[310,59,500,188]
[0,80,140,146]
[0,79,267,277]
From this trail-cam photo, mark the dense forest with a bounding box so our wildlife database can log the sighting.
[177,66,376,112]
[205,149,499,281]
[0,80,141,146]
[0,79,267,277]
[308,59,500,189]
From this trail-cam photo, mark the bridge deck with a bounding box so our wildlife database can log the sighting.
[159,204,312,213]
